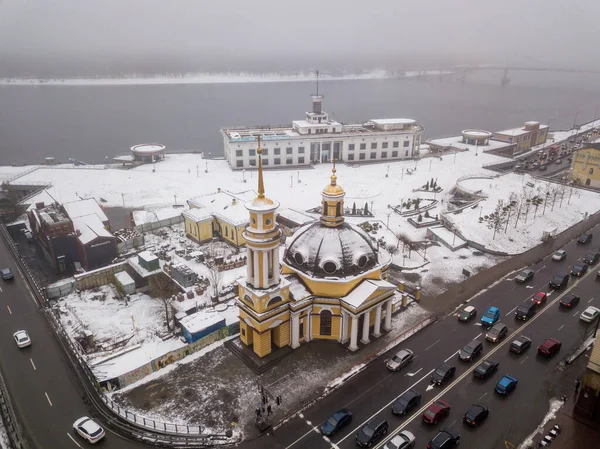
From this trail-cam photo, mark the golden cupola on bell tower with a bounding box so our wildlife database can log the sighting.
[320,160,345,227]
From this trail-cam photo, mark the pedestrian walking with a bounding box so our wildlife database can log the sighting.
[267,404,272,416]
[575,378,581,396]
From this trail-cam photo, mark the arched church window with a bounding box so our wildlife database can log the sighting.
[266,218,272,226]
[244,295,254,307]
[357,255,368,268]
[320,310,332,336]
[336,203,341,217]
[294,252,304,265]
[267,296,282,308]
[323,202,328,215]
[322,261,337,274]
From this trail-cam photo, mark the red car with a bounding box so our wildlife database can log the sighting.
[538,338,562,357]
[422,400,451,424]
[532,292,547,305]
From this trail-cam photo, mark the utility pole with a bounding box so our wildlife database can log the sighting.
[121,193,125,207]
[370,201,374,215]
[401,168,404,180]
[429,159,432,171]
[386,212,391,229]
[386,165,390,178]
[174,194,177,206]
[196,165,199,177]
[290,174,293,188]
[205,161,208,173]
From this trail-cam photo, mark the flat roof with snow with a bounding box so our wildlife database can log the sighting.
[179,311,224,334]
[427,135,514,152]
[370,118,416,126]
[138,250,158,263]
[62,198,108,222]
[130,144,166,154]
[114,271,135,286]
[72,214,113,244]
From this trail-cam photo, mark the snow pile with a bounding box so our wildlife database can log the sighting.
[518,398,564,449]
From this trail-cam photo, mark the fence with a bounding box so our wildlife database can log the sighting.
[73,261,128,290]
[45,279,76,299]
[117,234,145,254]
[135,214,184,233]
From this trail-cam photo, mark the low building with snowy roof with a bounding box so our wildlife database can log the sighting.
[114,271,135,295]
[182,189,256,248]
[178,311,226,344]
[493,121,548,154]
[71,214,117,270]
[427,129,516,156]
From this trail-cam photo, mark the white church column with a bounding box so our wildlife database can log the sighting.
[290,313,300,349]
[384,299,393,332]
[349,315,359,351]
[373,304,382,338]
[246,249,253,282]
[262,251,268,286]
[361,310,370,345]
[273,248,280,284]
[306,311,312,341]
[340,310,348,343]
[253,250,260,286]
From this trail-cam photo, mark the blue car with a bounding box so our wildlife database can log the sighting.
[320,408,352,437]
[480,306,500,327]
[495,375,518,395]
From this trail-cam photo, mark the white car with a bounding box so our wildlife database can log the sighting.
[385,348,414,372]
[552,250,567,261]
[383,430,416,449]
[13,330,31,348]
[73,417,105,444]
[580,306,600,323]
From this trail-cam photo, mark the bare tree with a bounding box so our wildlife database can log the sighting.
[149,272,179,331]
[486,200,508,240]
[206,262,223,303]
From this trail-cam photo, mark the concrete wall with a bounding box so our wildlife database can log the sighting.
[135,214,183,234]
[74,261,128,291]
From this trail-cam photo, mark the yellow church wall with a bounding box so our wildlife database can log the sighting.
[294,269,382,298]
[310,311,342,340]
[273,321,290,347]
[261,211,275,230]
[240,320,253,346]
[253,329,272,357]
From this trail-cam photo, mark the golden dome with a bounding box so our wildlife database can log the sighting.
[322,161,345,196]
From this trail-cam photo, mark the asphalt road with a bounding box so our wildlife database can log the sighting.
[0,239,146,449]
[247,226,600,449]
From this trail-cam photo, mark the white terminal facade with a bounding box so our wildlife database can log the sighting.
[221,93,423,169]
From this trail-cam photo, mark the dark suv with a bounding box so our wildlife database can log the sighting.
[549,273,569,289]
[515,301,536,321]
[583,251,600,265]
[427,427,460,449]
[356,418,388,447]
[578,233,593,244]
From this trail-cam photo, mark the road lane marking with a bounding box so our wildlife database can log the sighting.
[444,350,460,363]
[451,326,458,332]
[306,420,312,425]
[526,285,534,289]
[478,392,488,401]
[284,424,318,449]
[298,413,304,418]
[345,371,396,407]
[405,368,423,377]
[449,419,457,427]
[558,324,565,331]
[30,358,36,370]
[67,433,83,448]
[372,267,595,449]
[589,297,595,303]
[6,305,11,314]
[520,356,529,364]
[0,286,2,292]
[505,306,518,317]
[45,392,53,407]
[425,339,440,351]
[573,311,580,317]
[536,265,546,273]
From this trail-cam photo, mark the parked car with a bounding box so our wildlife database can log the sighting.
[515,269,534,283]
[431,363,456,385]
[485,323,508,343]
[580,306,600,323]
[571,263,589,277]
[356,418,388,447]
[457,305,477,322]
[578,233,593,244]
[549,273,569,289]
[480,306,500,327]
[473,359,499,379]
[383,430,416,449]
[539,165,548,171]
[495,375,518,395]
[463,404,489,427]
[422,400,451,424]
[459,339,483,362]
[509,335,532,355]
[13,330,31,348]
[555,159,562,164]
[427,427,460,449]
[583,251,600,265]
[515,301,536,321]
[552,250,567,261]
[385,349,414,372]
[73,417,106,444]
[319,409,352,437]
[1,268,14,281]
[538,338,562,357]
[559,294,580,309]
[392,389,421,416]
[532,291,548,305]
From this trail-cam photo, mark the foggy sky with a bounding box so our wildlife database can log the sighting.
[1,0,599,75]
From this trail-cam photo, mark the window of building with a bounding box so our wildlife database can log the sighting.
[274,148,281,155]
[403,140,410,147]
[393,141,399,148]
[249,149,256,156]
[370,152,377,159]
[236,160,243,167]
[236,150,243,157]
[336,203,341,217]
[267,296,282,308]
[263,159,269,165]
[360,143,366,150]
[382,142,388,149]
[382,151,388,158]
[392,151,398,157]
[590,168,594,175]
[371,142,377,149]
[286,147,293,155]
[224,227,228,237]
[298,157,305,164]
[274,158,281,165]
[359,153,365,160]
[308,129,312,134]
[586,179,591,186]
[319,310,332,336]
[298,146,305,154]
[286,158,293,164]
[241,328,245,336]
[348,154,355,161]
[348,143,355,151]
[405,150,409,156]
[249,159,256,166]
[262,148,269,155]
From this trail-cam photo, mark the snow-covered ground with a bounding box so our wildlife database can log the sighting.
[0,422,9,449]
[518,398,564,449]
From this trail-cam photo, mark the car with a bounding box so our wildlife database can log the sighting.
[473,359,499,379]
[485,323,508,343]
[422,400,451,424]
[457,305,477,322]
[555,159,562,164]
[385,349,414,372]
[583,251,600,265]
[1,268,14,281]
[538,338,562,357]
[427,427,460,449]
[515,269,534,283]
[480,306,500,327]
[578,233,593,244]
[458,339,483,362]
[539,165,548,171]
[509,336,532,354]
[571,263,589,277]
[319,408,352,437]
[495,375,518,395]
[383,430,416,449]
[463,404,489,427]
[73,417,106,444]
[559,294,580,308]
[13,330,31,348]
[549,273,569,289]
[532,291,548,305]
[580,306,600,323]
[392,389,421,416]
[552,250,567,261]
[356,418,388,447]
[515,301,536,321]
[431,363,456,385]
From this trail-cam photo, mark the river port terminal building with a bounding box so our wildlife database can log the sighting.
[221,93,423,169]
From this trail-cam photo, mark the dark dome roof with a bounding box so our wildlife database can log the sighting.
[284,221,380,278]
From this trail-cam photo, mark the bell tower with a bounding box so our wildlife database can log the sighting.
[320,160,345,227]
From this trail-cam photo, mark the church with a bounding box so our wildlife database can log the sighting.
[237,137,397,357]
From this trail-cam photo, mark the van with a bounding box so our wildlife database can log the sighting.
[356,418,388,447]
[515,301,536,321]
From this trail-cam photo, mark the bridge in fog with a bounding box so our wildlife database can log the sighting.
[463,66,600,75]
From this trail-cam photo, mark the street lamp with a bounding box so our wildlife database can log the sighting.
[386,165,390,178]
[242,169,246,183]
